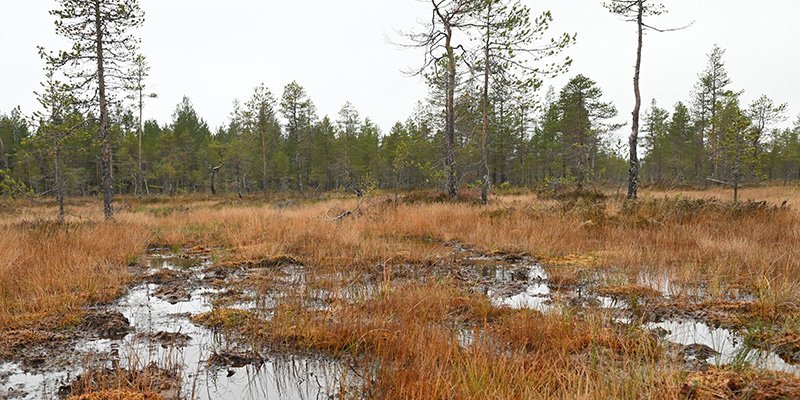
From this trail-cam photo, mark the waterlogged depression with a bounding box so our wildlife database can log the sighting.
[0,251,345,400]
[3,243,799,398]
[459,245,800,377]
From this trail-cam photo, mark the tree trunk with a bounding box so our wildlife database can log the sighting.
[95,0,114,219]
[480,4,492,205]
[137,83,144,196]
[733,155,740,203]
[54,129,65,223]
[261,127,268,192]
[710,85,718,178]
[444,24,458,199]
[576,94,586,191]
[296,152,304,193]
[0,137,7,170]
[627,0,643,200]
[210,165,221,195]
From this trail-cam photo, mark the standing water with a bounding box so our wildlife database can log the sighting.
[0,250,347,400]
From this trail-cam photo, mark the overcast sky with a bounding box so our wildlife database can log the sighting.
[2,0,798,141]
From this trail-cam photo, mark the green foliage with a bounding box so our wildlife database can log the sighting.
[0,169,31,198]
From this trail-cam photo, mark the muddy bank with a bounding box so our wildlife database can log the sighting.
[0,249,348,400]
[451,242,800,376]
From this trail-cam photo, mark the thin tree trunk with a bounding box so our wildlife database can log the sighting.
[577,94,586,191]
[137,82,143,196]
[627,0,643,200]
[444,23,458,199]
[95,0,113,219]
[261,127,268,192]
[296,152,304,193]
[54,129,65,223]
[210,164,221,195]
[711,85,718,178]
[480,3,492,205]
[0,137,7,170]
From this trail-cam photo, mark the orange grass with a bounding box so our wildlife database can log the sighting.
[245,280,680,399]
[1,186,799,398]
[2,186,798,328]
[0,221,148,329]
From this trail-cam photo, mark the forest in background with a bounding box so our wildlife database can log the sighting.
[0,0,798,203]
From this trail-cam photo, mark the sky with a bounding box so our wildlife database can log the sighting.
[1,0,799,142]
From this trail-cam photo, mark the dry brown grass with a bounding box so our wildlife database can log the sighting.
[2,187,798,325]
[0,220,148,330]
[681,366,800,399]
[67,389,165,400]
[246,280,678,399]
[1,186,799,398]
[63,362,178,400]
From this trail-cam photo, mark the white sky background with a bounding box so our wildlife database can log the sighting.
[2,0,799,143]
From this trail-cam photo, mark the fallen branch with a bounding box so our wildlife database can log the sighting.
[329,191,372,222]
[706,178,732,187]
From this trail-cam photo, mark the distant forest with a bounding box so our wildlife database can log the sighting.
[1,0,798,207]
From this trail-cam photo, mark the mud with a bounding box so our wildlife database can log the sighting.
[2,240,799,398]
[81,311,131,340]
[449,242,800,377]
[0,249,349,400]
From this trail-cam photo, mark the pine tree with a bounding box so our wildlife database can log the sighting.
[245,84,280,192]
[336,102,361,186]
[470,0,574,204]
[280,82,316,192]
[606,0,689,198]
[746,95,787,177]
[557,75,620,190]
[126,54,156,196]
[718,99,754,201]
[693,45,735,179]
[641,99,669,182]
[407,0,477,199]
[35,69,78,222]
[44,0,144,218]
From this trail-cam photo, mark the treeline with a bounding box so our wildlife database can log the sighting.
[0,74,628,197]
[639,46,796,187]
[1,45,797,200]
[1,0,799,208]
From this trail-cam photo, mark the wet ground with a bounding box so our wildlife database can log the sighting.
[453,242,800,376]
[2,243,799,399]
[0,249,346,400]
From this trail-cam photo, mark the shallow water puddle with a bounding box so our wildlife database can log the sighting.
[488,265,551,311]
[0,252,346,400]
[466,249,800,376]
[457,246,552,312]
[650,319,800,375]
